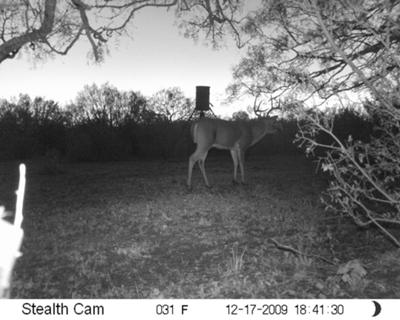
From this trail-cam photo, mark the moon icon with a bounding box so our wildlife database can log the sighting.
[372,300,382,317]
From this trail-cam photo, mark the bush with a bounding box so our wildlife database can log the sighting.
[296,103,400,247]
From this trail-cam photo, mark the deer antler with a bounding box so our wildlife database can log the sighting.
[252,95,282,117]
[266,97,282,117]
[252,95,263,115]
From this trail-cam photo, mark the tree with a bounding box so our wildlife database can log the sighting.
[123,91,152,124]
[279,0,400,247]
[231,110,249,120]
[0,0,246,64]
[149,87,193,121]
[67,82,153,126]
[31,97,65,125]
[70,83,120,126]
[228,0,400,105]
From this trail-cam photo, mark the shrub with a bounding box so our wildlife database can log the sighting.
[296,103,400,247]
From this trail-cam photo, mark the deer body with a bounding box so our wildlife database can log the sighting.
[187,117,279,188]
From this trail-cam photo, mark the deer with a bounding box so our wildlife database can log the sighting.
[187,99,281,188]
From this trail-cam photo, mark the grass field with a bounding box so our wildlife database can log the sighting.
[1,154,399,298]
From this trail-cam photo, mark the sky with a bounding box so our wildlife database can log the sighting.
[0,6,248,116]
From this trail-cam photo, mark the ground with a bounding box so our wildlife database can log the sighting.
[0,154,399,298]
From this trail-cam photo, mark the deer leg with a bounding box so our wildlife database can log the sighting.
[187,153,197,188]
[238,149,246,184]
[230,149,239,183]
[198,151,210,187]
[188,149,210,188]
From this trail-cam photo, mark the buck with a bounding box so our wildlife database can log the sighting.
[187,113,280,188]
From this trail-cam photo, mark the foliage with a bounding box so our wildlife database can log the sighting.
[297,106,400,246]
[66,83,152,126]
[0,95,67,160]
[176,0,246,47]
[296,102,400,247]
[227,0,400,104]
[282,0,400,247]
[149,87,193,122]
[231,110,249,120]
[0,0,246,64]
[62,84,194,160]
[0,87,191,161]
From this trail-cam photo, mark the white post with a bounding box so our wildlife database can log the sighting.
[0,164,26,298]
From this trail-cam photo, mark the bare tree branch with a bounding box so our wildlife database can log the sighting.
[0,0,56,63]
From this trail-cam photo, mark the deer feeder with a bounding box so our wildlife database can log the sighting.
[195,86,210,112]
[188,86,215,120]
[191,86,216,119]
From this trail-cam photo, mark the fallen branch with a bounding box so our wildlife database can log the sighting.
[269,238,336,266]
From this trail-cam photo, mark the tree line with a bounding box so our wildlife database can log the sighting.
[0,84,372,162]
[0,83,189,161]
